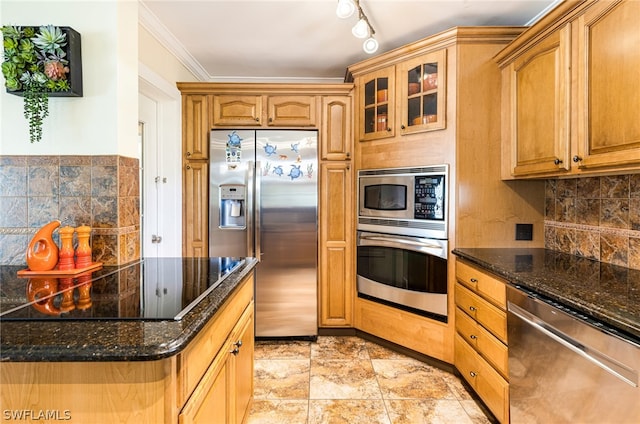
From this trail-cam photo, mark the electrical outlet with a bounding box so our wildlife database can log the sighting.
[515,223,533,241]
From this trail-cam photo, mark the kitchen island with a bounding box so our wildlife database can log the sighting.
[0,257,258,423]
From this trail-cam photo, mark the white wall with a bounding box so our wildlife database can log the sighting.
[0,0,138,158]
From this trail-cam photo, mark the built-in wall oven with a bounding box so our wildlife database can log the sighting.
[356,165,449,321]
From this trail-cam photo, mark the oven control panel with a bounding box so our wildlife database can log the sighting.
[415,176,445,220]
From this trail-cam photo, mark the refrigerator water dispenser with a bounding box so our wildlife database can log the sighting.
[219,184,246,229]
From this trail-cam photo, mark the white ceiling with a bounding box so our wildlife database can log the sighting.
[140,0,559,83]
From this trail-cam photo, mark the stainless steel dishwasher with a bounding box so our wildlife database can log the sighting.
[507,285,640,423]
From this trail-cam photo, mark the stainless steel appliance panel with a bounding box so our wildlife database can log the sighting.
[210,129,318,338]
[356,231,448,319]
[507,285,640,423]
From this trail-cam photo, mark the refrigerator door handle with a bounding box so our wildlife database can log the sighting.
[255,161,262,261]
[246,162,255,258]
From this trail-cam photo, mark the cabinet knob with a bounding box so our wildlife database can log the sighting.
[346,152,351,158]
[469,306,477,312]
[269,117,273,123]
[186,151,191,158]
[386,127,392,132]
[573,155,582,163]
[234,340,243,348]
[554,158,563,165]
[230,347,240,355]
[470,371,477,378]
[185,164,191,170]
[255,117,260,122]
[470,278,478,283]
[401,124,406,130]
[470,334,477,340]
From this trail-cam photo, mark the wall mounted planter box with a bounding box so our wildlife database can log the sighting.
[5,26,83,97]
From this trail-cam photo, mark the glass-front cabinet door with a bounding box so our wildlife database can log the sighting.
[359,67,395,141]
[398,50,446,135]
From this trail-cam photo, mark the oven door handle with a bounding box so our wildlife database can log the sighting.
[358,233,447,258]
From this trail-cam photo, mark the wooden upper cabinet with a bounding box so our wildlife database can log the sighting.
[504,25,571,177]
[397,49,447,135]
[357,67,396,141]
[267,95,317,126]
[498,0,640,178]
[212,95,263,126]
[183,94,211,159]
[320,95,352,161]
[575,0,640,169]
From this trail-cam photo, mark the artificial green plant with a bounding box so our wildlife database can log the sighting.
[1,25,71,143]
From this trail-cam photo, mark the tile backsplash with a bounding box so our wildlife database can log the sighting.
[545,174,640,269]
[0,155,140,266]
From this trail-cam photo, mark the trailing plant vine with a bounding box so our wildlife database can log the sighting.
[1,25,71,143]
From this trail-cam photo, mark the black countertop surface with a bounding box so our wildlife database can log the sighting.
[453,248,640,341]
[0,257,258,362]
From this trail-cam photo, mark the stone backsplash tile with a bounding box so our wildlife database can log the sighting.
[0,155,140,266]
[545,175,640,270]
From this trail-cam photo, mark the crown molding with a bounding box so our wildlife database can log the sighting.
[138,2,210,81]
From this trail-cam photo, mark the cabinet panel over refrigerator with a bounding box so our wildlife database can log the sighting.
[210,129,318,338]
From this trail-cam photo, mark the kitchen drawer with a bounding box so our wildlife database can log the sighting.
[455,307,508,378]
[456,260,506,309]
[455,333,509,424]
[455,283,507,343]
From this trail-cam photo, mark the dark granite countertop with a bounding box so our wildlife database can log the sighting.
[452,248,640,340]
[0,257,258,362]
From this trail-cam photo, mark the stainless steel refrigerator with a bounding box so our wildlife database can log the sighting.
[209,129,318,338]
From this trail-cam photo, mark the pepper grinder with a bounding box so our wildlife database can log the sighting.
[58,226,75,270]
[75,225,92,269]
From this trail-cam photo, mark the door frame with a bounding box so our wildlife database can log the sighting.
[138,63,182,257]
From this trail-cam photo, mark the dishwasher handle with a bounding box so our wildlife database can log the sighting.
[508,301,638,387]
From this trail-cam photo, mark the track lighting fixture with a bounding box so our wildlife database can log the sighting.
[336,0,378,54]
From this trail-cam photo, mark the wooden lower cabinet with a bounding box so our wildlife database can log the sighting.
[179,301,254,424]
[455,333,509,423]
[454,259,509,423]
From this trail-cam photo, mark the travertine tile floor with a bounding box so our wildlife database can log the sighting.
[247,336,493,424]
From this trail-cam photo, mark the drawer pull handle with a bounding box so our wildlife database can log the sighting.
[230,340,243,355]
[469,306,477,312]
[470,334,477,340]
[470,278,478,283]
[470,371,477,378]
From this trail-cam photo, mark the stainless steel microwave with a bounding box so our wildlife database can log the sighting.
[357,165,448,239]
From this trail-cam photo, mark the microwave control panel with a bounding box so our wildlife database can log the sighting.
[414,176,445,220]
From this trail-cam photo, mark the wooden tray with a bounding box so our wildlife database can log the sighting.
[17,262,103,277]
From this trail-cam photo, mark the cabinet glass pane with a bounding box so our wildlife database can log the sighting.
[365,80,376,106]
[376,105,388,132]
[365,107,375,134]
[364,77,389,134]
[406,62,439,127]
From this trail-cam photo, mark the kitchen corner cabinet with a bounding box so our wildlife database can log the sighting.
[354,49,446,142]
[454,259,509,423]
[497,0,640,179]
